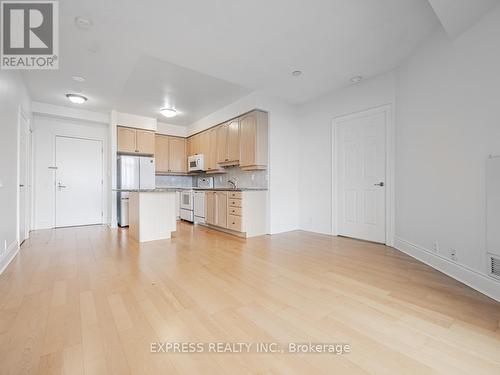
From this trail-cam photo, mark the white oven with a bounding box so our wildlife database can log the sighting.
[180,190,194,222]
[188,154,204,172]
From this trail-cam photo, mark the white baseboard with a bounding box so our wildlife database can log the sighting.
[0,240,20,274]
[394,236,500,302]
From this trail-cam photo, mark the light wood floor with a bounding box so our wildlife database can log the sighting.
[1,222,499,375]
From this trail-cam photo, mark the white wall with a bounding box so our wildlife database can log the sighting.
[296,5,500,300]
[297,73,396,234]
[394,6,500,295]
[33,115,110,229]
[157,122,188,137]
[0,71,30,272]
[189,91,300,234]
[116,111,156,130]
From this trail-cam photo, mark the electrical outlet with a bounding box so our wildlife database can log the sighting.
[450,248,457,261]
[432,241,439,253]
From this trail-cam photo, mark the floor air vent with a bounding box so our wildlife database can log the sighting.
[490,256,500,280]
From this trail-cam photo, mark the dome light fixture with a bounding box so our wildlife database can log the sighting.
[292,70,302,77]
[72,75,86,82]
[350,75,363,84]
[66,93,88,104]
[160,108,177,118]
[75,16,93,30]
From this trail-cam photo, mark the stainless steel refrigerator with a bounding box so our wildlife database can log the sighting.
[117,155,156,227]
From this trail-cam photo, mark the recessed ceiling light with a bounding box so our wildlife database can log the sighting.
[66,93,88,104]
[160,108,177,118]
[292,70,302,77]
[350,75,363,83]
[72,75,85,82]
[75,16,93,29]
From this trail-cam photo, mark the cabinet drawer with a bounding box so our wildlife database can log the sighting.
[228,191,242,199]
[227,214,242,232]
[228,198,242,208]
[228,206,242,216]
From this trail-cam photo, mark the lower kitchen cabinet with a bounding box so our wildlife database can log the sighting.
[215,191,227,227]
[203,190,267,238]
[205,191,216,225]
[205,191,227,227]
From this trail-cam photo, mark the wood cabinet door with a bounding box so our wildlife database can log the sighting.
[216,124,228,163]
[136,130,155,155]
[239,113,256,167]
[117,127,136,153]
[200,131,210,160]
[227,119,240,163]
[215,192,227,228]
[206,128,218,171]
[155,135,170,172]
[189,134,198,155]
[187,137,193,156]
[169,137,187,173]
[205,192,215,225]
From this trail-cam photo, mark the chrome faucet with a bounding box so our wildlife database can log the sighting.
[228,179,237,189]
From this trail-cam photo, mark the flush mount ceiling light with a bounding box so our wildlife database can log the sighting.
[292,70,302,77]
[72,75,85,82]
[350,75,363,83]
[160,108,177,118]
[75,16,93,29]
[66,93,88,104]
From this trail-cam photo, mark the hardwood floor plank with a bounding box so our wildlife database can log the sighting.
[0,222,498,374]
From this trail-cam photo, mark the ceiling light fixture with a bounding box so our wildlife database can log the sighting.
[66,93,88,104]
[160,108,177,118]
[72,75,86,82]
[350,75,363,83]
[75,16,93,29]
[292,70,302,77]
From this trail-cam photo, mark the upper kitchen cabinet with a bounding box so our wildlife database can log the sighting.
[239,110,268,170]
[188,132,204,156]
[206,128,225,174]
[155,135,170,172]
[117,126,136,153]
[217,119,240,166]
[168,137,187,173]
[155,135,187,174]
[117,126,155,155]
[136,130,155,155]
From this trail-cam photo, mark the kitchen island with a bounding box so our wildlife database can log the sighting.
[128,190,177,242]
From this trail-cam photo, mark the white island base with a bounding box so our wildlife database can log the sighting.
[128,191,177,242]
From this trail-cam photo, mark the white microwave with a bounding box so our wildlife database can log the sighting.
[188,154,204,172]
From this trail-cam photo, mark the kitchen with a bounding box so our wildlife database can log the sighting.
[115,110,269,242]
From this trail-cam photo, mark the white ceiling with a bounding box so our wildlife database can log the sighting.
[22,0,443,125]
[428,0,499,39]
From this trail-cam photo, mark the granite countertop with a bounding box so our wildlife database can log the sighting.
[114,187,268,192]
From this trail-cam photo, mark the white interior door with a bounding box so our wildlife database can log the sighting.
[336,110,386,243]
[18,112,29,244]
[55,136,103,227]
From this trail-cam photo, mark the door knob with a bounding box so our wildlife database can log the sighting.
[374,182,385,187]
